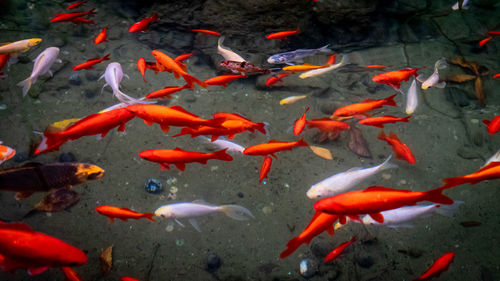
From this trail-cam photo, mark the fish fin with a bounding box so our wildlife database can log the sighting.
[326,225,335,236]
[384,94,397,106]
[124,74,130,80]
[15,191,34,200]
[227,134,235,140]
[0,222,34,232]
[326,54,337,65]
[174,163,186,171]
[174,219,185,228]
[377,130,386,140]
[188,219,201,232]
[212,148,233,161]
[144,120,154,126]
[16,77,33,97]
[347,215,362,222]
[339,215,347,224]
[108,217,114,224]
[369,213,384,223]
[271,153,278,159]
[482,120,490,126]
[160,163,170,170]
[416,74,425,83]
[144,213,156,222]
[435,81,446,88]
[173,72,180,79]
[170,106,199,117]
[117,123,126,132]
[388,132,400,141]
[27,266,49,276]
[48,70,53,77]
[219,204,254,220]
[280,237,302,258]
[318,44,332,53]
[182,74,209,88]
[424,186,454,205]
[296,138,309,147]
[210,135,219,142]
[160,124,170,133]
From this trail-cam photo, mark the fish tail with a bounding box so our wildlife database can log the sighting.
[384,94,397,107]
[441,176,471,188]
[151,13,159,22]
[212,148,233,162]
[280,237,302,259]
[423,186,454,205]
[17,76,34,97]
[143,213,156,222]
[401,116,411,123]
[34,132,66,155]
[379,154,398,170]
[182,74,208,88]
[296,138,309,147]
[219,204,254,220]
[102,53,111,60]
[172,127,194,138]
[255,122,267,135]
[434,200,463,217]
[377,130,386,140]
[318,44,332,53]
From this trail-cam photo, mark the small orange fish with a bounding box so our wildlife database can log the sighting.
[204,74,247,87]
[96,206,155,223]
[494,73,500,78]
[70,17,94,25]
[152,50,208,88]
[67,1,86,10]
[441,161,500,188]
[365,65,389,69]
[378,130,415,164]
[0,141,15,165]
[266,73,292,87]
[483,115,500,134]
[324,236,357,263]
[333,94,397,118]
[191,29,220,36]
[358,115,411,128]
[94,27,108,44]
[121,277,140,281]
[479,37,493,46]
[266,28,300,39]
[243,139,308,158]
[139,148,233,171]
[372,68,423,89]
[137,58,147,82]
[129,13,158,33]
[259,156,272,183]
[61,267,82,281]
[488,31,500,35]
[293,107,309,135]
[145,84,191,99]
[414,252,455,281]
[50,9,96,23]
[72,54,110,70]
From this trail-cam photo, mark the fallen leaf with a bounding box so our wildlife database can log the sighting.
[309,146,333,160]
[100,245,113,275]
[474,77,485,107]
[444,74,476,83]
[348,126,372,158]
[34,188,80,212]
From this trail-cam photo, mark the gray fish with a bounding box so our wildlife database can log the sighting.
[267,45,332,65]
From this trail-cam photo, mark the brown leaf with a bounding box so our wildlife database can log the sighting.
[100,245,113,275]
[309,146,333,160]
[450,57,469,68]
[348,126,372,158]
[444,74,476,83]
[474,77,485,107]
[34,188,80,212]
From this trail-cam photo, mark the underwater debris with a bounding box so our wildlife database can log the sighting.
[100,245,113,275]
[348,126,372,158]
[447,56,489,106]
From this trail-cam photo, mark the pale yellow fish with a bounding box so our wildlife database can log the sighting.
[309,145,333,160]
[279,95,307,105]
[282,64,329,72]
[299,55,348,79]
[0,38,42,55]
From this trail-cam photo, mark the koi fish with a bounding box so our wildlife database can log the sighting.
[479,37,492,46]
[204,74,247,87]
[145,84,191,99]
[293,107,309,135]
[378,131,415,164]
[61,267,82,281]
[358,115,411,128]
[260,156,272,183]
[128,13,158,33]
[267,44,331,65]
[279,95,307,105]
[324,236,356,263]
[100,62,153,104]
[94,27,108,44]
[152,50,208,88]
[219,60,269,75]
[137,58,147,82]
[280,211,338,258]
[299,55,348,79]
[414,252,455,281]
[417,58,447,90]
[243,139,308,158]
[483,115,500,134]
[140,148,233,171]
[67,1,86,10]
[0,38,42,55]
[0,54,10,79]
[441,161,500,188]
[0,141,15,165]
[282,64,328,72]
[50,9,96,23]
[43,118,82,134]
[266,73,292,87]
[217,36,246,62]
[72,53,110,70]
[197,136,245,154]
[95,206,155,223]
[191,29,220,36]
[69,17,94,24]
[372,67,424,89]
[452,0,469,10]
[154,200,254,232]
[0,222,87,275]
[406,78,418,114]
[266,28,300,39]
[313,185,455,224]
[333,94,397,118]
[306,155,396,199]
[17,47,61,97]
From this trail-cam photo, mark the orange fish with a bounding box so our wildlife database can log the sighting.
[94,27,108,44]
[266,28,300,39]
[314,185,454,224]
[483,115,500,134]
[72,54,110,70]
[61,267,82,281]
[191,29,220,36]
[174,53,193,62]
[121,277,140,281]
[372,67,423,89]
[441,161,500,188]
[265,73,292,87]
[50,9,96,23]
[152,50,208,88]
[95,206,155,223]
[293,107,309,135]
[326,54,337,65]
[333,94,397,118]
[0,142,15,165]
[137,58,147,82]
[204,74,247,87]
[378,130,415,164]
[358,115,411,128]
[306,118,350,132]
[324,236,357,263]
[280,211,338,258]
[67,1,86,10]
[479,37,492,47]
[174,125,244,141]
[282,64,328,73]
[243,139,308,158]
[259,156,272,183]
[70,17,94,24]
[365,65,389,69]
[145,84,191,99]
[213,112,267,134]
[139,148,233,171]
[0,222,87,275]
[129,13,158,33]
[494,73,500,78]
[414,252,455,281]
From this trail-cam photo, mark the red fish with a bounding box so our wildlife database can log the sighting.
[0,222,87,274]
[61,267,82,281]
[483,115,500,134]
[139,148,233,171]
[265,73,292,87]
[70,17,94,24]
[72,54,110,70]
[219,61,270,75]
[414,252,455,281]
[243,139,308,158]
[121,277,140,281]
[129,13,158,33]
[145,84,191,99]
[293,107,309,135]
[358,115,411,128]
[67,1,86,10]
[204,74,247,87]
[94,27,108,44]
[313,185,454,224]
[280,211,338,258]
[378,130,415,164]
[96,206,155,223]
[372,67,423,89]
[259,156,272,183]
[479,37,492,47]
[488,31,500,35]
[494,73,500,78]
[137,58,147,82]
[191,29,220,36]
[0,54,10,79]
[266,28,300,40]
[173,125,244,141]
[441,161,500,188]
[152,50,208,88]
[365,65,389,69]
[324,236,357,263]
[50,9,96,23]
[333,94,397,118]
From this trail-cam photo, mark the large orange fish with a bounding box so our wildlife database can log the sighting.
[72,54,110,70]
[378,130,415,164]
[333,94,397,118]
[266,28,300,39]
[372,67,424,89]
[0,222,87,275]
[243,139,308,158]
[50,9,96,23]
[441,161,500,188]
[139,148,233,171]
[358,115,411,128]
[94,27,108,44]
[280,211,338,258]
[152,50,208,88]
[313,185,454,224]
[128,13,158,33]
[483,115,500,134]
[204,74,247,87]
[95,206,155,223]
[145,84,191,99]
[414,252,455,281]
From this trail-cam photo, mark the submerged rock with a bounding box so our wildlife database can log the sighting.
[299,258,318,279]
[206,252,221,273]
[69,73,82,86]
[145,178,163,194]
[59,152,76,163]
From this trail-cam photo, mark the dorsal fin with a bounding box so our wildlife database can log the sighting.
[170,106,199,117]
[268,139,286,144]
[363,186,409,193]
[388,132,400,141]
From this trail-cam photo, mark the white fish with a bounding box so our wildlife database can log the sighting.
[299,55,348,79]
[452,0,470,10]
[417,58,447,90]
[154,200,254,232]
[279,95,307,105]
[306,155,397,200]
[100,62,154,105]
[482,148,500,168]
[405,78,418,114]
[198,136,245,154]
[217,36,246,62]
[17,47,61,97]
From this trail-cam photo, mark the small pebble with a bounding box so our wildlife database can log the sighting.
[175,239,185,246]
[262,206,272,215]
[165,223,174,232]
[299,259,318,279]
[145,178,163,194]
[59,152,76,162]
[206,252,222,273]
[382,173,391,180]
[13,152,29,163]
[237,192,244,198]
[68,73,82,86]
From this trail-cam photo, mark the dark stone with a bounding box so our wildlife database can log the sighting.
[237,192,244,198]
[310,237,334,259]
[68,73,82,86]
[445,87,471,107]
[59,152,76,163]
[356,255,375,268]
[183,92,197,103]
[85,71,100,81]
[206,252,221,273]
[17,55,31,64]
[144,178,163,194]
[84,89,98,99]
[324,268,340,280]
[13,152,29,163]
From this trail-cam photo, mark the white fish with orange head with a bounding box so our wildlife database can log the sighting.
[417,58,447,90]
